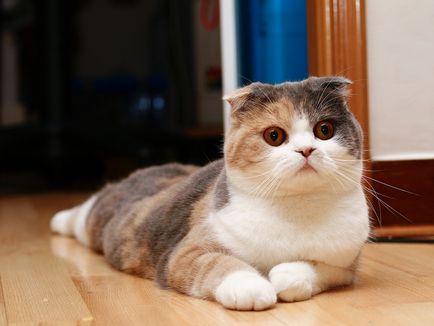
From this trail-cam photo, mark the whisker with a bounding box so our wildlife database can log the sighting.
[230,169,275,180]
[362,175,420,196]
[367,197,382,227]
[250,174,274,197]
[374,195,412,223]
[333,169,412,223]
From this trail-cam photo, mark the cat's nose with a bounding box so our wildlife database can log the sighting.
[296,147,316,157]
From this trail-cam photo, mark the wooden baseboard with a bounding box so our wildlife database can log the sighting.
[373,225,434,238]
[370,159,434,228]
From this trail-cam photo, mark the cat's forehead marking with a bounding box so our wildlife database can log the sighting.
[234,96,296,131]
[268,97,295,126]
[292,114,311,133]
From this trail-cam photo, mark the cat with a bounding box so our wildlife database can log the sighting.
[51,76,370,311]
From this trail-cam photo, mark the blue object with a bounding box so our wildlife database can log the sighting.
[129,74,168,128]
[237,0,308,84]
[92,75,138,93]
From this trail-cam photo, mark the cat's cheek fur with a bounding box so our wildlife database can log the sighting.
[215,271,277,310]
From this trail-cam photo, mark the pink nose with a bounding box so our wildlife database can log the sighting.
[296,147,316,157]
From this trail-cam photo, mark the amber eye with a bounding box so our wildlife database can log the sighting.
[314,120,335,140]
[263,127,286,146]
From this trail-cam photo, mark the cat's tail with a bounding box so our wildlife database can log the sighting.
[50,195,98,246]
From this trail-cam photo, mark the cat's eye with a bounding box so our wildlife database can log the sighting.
[263,127,286,146]
[314,120,335,140]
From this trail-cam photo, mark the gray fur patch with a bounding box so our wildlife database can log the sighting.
[138,159,224,287]
[298,77,362,159]
[88,163,196,253]
[213,168,230,210]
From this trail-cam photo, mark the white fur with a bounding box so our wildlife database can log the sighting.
[50,195,97,246]
[269,262,317,302]
[215,271,276,310]
[209,185,368,272]
[211,114,369,301]
[50,207,78,236]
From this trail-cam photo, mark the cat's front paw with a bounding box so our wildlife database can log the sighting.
[215,271,277,311]
[269,262,316,302]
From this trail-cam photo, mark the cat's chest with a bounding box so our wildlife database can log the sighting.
[208,190,369,272]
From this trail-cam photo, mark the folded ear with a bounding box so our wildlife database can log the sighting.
[223,82,263,111]
[307,76,352,99]
[223,82,272,113]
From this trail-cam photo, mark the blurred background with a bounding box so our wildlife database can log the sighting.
[1,0,226,192]
[0,0,308,193]
[1,0,433,235]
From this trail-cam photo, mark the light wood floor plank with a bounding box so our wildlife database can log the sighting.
[0,195,93,325]
[1,258,93,325]
[0,276,7,326]
[1,193,434,325]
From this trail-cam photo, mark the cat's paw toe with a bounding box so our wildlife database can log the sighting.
[215,271,277,311]
[269,262,315,302]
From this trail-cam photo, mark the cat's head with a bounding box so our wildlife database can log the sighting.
[223,76,363,197]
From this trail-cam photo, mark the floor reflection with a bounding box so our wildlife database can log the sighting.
[50,235,113,276]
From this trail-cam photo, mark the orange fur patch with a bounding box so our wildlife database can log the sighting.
[225,98,295,170]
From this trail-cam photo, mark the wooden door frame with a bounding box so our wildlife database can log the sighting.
[307,0,434,237]
[307,0,370,159]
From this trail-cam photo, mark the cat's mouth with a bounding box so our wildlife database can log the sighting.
[298,160,317,173]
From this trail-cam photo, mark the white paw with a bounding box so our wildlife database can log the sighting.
[215,271,277,311]
[269,262,316,302]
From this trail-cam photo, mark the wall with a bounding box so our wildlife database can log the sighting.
[366,0,434,161]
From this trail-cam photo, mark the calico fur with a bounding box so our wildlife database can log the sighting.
[51,76,370,311]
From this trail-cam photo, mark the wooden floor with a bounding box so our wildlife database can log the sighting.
[1,193,434,325]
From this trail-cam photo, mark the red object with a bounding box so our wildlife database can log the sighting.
[200,0,220,31]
